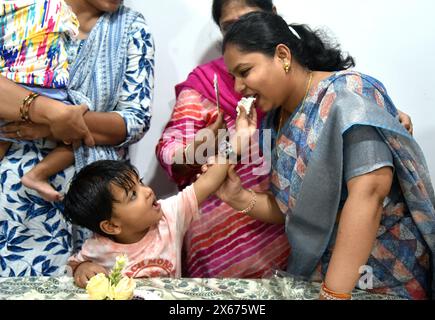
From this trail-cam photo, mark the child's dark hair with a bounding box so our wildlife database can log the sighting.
[63,160,139,236]
[223,11,355,71]
[212,0,274,26]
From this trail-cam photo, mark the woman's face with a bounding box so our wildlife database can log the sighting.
[219,2,262,34]
[224,44,288,113]
[84,0,123,13]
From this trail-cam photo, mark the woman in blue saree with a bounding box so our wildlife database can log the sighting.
[0,0,154,277]
[218,12,435,299]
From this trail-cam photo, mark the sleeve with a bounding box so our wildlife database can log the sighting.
[67,236,116,273]
[112,14,154,148]
[343,125,394,182]
[67,238,95,272]
[155,88,217,185]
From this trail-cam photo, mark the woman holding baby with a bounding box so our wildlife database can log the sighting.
[0,0,154,277]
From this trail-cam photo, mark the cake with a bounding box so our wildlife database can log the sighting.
[236,96,256,116]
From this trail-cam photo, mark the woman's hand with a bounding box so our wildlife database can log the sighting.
[0,122,51,141]
[398,110,413,135]
[185,111,226,164]
[236,104,257,137]
[196,111,226,155]
[199,163,243,204]
[215,164,243,203]
[233,105,257,155]
[47,104,95,147]
[73,261,108,289]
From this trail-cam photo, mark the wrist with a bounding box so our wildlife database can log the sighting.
[30,96,64,124]
[319,282,352,300]
[228,187,250,208]
[230,130,250,156]
[69,260,86,276]
[237,189,257,215]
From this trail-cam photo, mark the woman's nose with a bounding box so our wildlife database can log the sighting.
[234,77,246,94]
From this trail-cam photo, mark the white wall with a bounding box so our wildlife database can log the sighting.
[126,0,435,197]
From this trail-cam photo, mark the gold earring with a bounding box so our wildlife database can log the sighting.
[284,62,290,74]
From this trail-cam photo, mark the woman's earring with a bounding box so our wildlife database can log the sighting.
[284,62,290,74]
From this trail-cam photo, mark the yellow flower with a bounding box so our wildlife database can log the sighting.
[86,273,110,300]
[108,276,136,300]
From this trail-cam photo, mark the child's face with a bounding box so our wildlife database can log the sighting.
[110,176,162,237]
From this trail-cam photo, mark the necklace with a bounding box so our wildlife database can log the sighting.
[277,71,313,135]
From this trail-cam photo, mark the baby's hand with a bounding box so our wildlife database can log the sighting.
[73,261,108,289]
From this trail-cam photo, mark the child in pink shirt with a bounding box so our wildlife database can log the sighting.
[63,109,259,287]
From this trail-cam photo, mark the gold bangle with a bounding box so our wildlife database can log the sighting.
[238,189,257,215]
[20,92,40,122]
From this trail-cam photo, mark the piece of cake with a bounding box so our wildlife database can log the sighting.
[236,96,256,116]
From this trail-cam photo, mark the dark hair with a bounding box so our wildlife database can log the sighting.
[223,11,355,71]
[63,160,139,236]
[212,0,274,26]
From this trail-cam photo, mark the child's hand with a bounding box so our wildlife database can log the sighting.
[73,261,108,289]
[198,164,242,204]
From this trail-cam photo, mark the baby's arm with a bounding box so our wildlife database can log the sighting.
[67,239,108,288]
[192,155,231,205]
[0,141,11,160]
[71,261,108,289]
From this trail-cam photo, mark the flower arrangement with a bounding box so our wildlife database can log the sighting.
[86,255,136,300]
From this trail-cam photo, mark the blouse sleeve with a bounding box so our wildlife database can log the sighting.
[155,88,217,185]
[343,124,394,182]
[112,14,154,148]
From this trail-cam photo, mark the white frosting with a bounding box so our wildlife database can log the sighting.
[236,96,256,116]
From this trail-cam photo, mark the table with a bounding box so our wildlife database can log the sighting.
[0,276,402,300]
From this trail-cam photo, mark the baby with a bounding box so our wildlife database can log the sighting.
[0,0,79,202]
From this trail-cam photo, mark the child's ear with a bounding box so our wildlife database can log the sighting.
[100,220,121,235]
